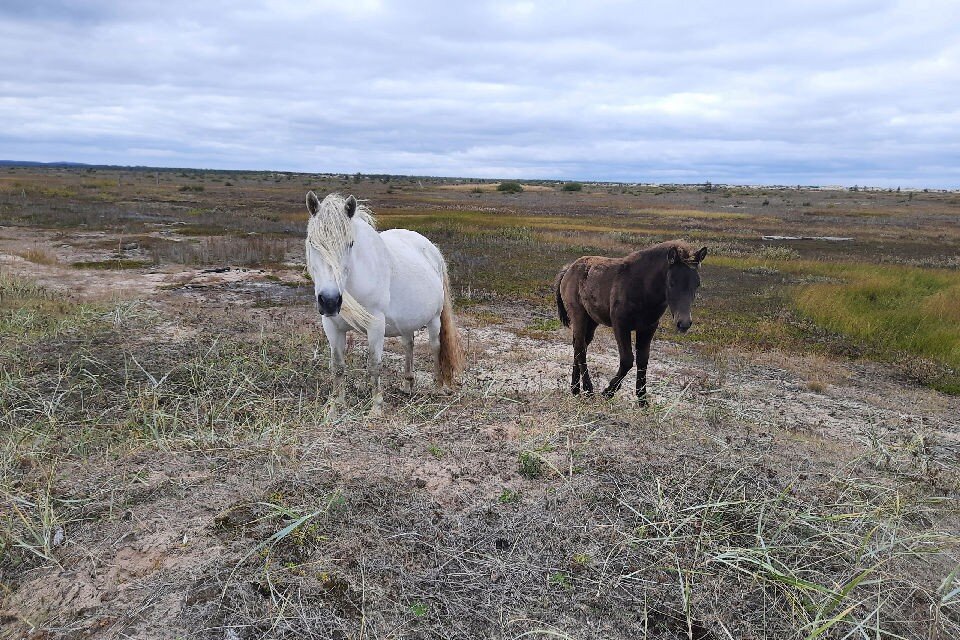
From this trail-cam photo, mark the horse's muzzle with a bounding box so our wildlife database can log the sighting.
[675,319,692,333]
[317,292,342,317]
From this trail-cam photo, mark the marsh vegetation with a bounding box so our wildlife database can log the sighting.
[1,167,958,638]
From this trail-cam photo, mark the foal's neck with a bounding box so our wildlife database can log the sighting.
[624,248,669,304]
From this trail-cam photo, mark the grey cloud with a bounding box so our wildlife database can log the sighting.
[1,0,958,186]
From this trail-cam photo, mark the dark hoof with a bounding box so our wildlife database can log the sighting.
[601,389,615,399]
[637,396,650,408]
[571,386,581,396]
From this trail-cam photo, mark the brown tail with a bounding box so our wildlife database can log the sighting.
[555,264,571,327]
[437,261,464,386]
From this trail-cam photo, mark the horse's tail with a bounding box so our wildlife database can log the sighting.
[555,264,571,327]
[437,259,464,386]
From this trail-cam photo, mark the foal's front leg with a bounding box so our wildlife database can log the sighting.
[366,313,387,413]
[635,326,656,407]
[602,322,635,398]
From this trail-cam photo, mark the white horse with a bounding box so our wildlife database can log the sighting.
[305,191,462,411]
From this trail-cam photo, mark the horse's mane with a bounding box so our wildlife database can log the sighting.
[306,193,378,331]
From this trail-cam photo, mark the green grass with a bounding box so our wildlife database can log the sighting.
[709,256,960,392]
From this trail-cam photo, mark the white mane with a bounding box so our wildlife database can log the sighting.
[306,193,377,331]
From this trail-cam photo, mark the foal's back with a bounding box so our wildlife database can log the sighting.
[558,253,633,327]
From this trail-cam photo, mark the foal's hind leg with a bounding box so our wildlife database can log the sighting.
[401,334,415,394]
[602,322,635,398]
[571,321,596,395]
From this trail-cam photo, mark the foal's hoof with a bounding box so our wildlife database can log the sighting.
[637,396,650,408]
[601,389,616,399]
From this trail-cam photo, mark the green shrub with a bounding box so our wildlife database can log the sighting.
[497,181,523,193]
[561,182,583,192]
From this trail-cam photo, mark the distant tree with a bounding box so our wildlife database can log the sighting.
[561,182,583,192]
[497,181,523,193]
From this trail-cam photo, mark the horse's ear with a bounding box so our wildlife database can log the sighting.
[667,246,678,265]
[344,195,357,218]
[695,246,708,263]
[306,191,320,216]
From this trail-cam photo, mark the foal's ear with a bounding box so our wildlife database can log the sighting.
[667,246,679,265]
[306,191,320,216]
[695,246,708,263]
[344,195,357,218]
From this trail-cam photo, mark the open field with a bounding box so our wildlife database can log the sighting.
[1,167,959,638]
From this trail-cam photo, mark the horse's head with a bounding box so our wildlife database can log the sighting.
[305,191,360,317]
[665,245,707,333]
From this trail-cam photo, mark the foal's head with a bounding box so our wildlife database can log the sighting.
[665,244,708,333]
[304,191,375,317]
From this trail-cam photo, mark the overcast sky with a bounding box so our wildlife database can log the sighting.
[1,1,958,186]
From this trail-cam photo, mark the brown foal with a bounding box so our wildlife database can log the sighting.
[555,241,707,404]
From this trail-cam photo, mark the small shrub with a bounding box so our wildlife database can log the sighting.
[518,451,543,478]
[757,245,801,261]
[497,181,523,193]
[498,489,520,503]
[561,182,583,192]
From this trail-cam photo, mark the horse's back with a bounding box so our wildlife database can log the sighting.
[379,229,445,334]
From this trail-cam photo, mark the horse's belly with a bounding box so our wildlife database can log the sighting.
[381,232,444,335]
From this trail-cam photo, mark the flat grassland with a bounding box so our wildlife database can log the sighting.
[1,167,959,638]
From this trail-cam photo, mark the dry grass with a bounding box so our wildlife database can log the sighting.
[14,246,58,265]
[1,272,958,638]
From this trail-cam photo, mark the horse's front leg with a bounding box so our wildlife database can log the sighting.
[602,322,634,398]
[366,314,387,414]
[323,317,347,405]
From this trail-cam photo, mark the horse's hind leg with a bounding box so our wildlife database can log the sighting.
[602,322,634,398]
[427,314,442,386]
[401,334,415,394]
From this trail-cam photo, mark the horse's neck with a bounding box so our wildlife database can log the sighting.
[343,220,390,295]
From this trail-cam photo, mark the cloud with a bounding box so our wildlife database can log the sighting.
[1,0,958,186]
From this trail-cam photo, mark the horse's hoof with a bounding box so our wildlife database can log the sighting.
[571,387,581,396]
[637,396,650,408]
[601,389,615,399]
